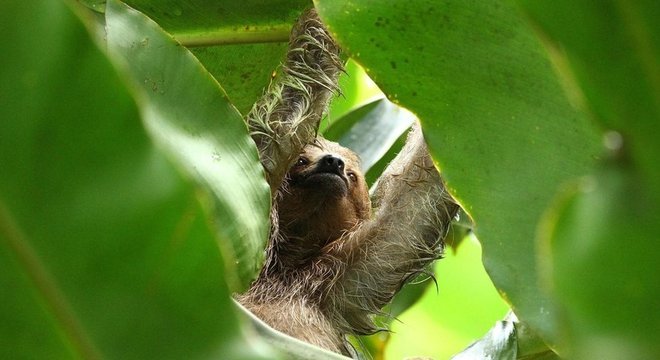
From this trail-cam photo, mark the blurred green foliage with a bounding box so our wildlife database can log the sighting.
[387,237,509,360]
[2,0,658,359]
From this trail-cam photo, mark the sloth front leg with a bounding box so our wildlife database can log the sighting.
[320,123,460,335]
[245,8,342,195]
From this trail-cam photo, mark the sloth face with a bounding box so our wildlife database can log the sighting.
[287,139,369,210]
[278,138,371,244]
[290,142,359,197]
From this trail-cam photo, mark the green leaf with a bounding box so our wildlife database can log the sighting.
[0,0,267,358]
[451,319,517,360]
[324,59,385,130]
[79,0,106,12]
[385,236,510,360]
[81,1,314,125]
[104,0,270,291]
[324,99,413,173]
[363,130,406,187]
[121,0,310,46]
[191,43,287,115]
[515,0,660,189]
[316,0,601,346]
[543,162,660,359]
[515,1,660,358]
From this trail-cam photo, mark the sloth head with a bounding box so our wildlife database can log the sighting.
[278,138,371,250]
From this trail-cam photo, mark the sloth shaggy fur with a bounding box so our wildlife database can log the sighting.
[236,8,459,357]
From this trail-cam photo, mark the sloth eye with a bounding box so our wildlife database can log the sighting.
[347,172,357,182]
[295,157,309,167]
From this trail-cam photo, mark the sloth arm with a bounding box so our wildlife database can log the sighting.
[320,125,460,334]
[245,9,342,195]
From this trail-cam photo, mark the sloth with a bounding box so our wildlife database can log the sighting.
[237,8,459,357]
[276,139,372,261]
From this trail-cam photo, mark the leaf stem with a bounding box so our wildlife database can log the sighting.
[173,25,291,47]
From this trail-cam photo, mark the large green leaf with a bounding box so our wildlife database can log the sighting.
[516,1,660,358]
[190,43,287,115]
[148,0,309,116]
[316,0,601,346]
[121,0,310,46]
[543,162,660,359]
[105,0,270,291]
[82,0,311,45]
[516,0,660,190]
[80,0,311,120]
[0,0,267,358]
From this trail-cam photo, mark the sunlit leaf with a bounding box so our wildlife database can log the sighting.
[451,319,517,360]
[452,313,558,360]
[104,0,270,291]
[324,59,385,130]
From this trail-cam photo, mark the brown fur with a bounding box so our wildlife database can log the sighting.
[238,8,459,357]
[277,139,370,260]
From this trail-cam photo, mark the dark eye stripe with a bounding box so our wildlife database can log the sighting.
[295,157,309,166]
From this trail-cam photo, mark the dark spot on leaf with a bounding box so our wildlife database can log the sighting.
[412,91,417,96]
[375,16,391,28]
[390,61,397,69]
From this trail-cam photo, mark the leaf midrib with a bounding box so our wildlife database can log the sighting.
[0,201,103,360]
[172,25,291,47]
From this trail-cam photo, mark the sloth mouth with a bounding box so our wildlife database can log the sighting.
[301,172,348,196]
[307,172,348,186]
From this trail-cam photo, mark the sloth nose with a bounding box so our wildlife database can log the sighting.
[319,154,345,174]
